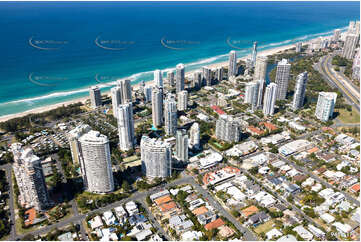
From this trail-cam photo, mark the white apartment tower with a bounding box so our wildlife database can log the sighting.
[333,29,341,42]
[79,130,114,193]
[315,92,337,122]
[176,129,188,162]
[275,59,291,100]
[89,86,102,108]
[215,115,240,143]
[176,63,185,93]
[68,124,91,164]
[228,50,237,77]
[117,102,135,151]
[244,81,260,110]
[189,122,200,150]
[154,69,163,88]
[167,71,175,87]
[164,93,177,136]
[257,79,266,108]
[193,71,202,88]
[144,86,152,103]
[111,85,121,118]
[263,83,278,116]
[295,42,302,53]
[292,72,308,111]
[202,66,212,86]
[177,90,188,111]
[254,56,268,81]
[140,136,172,178]
[251,41,258,65]
[111,79,133,117]
[11,144,51,211]
[342,34,358,60]
[152,86,163,127]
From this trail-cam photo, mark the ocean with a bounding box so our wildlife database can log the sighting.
[0,1,359,117]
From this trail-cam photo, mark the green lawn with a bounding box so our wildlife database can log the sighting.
[336,108,360,124]
[254,220,275,234]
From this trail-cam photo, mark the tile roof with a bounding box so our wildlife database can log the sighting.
[241,205,259,218]
[204,218,225,231]
[192,206,209,216]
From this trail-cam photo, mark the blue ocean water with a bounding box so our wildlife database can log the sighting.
[0,1,359,117]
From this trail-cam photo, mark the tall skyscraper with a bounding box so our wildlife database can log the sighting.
[176,63,185,93]
[228,50,237,77]
[176,129,188,162]
[202,66,212,86]
[348,21,356,34]
[295,42,302,53]
[315,92,337,122]
[216,67,223,82]
[244,81,259,110]
[111,85,122,118]
[189,122,200,150]
[117,102,135,151]
[116,79,132,104]
[154,69,163,88]
[152,86,163,127]
[11,144,51,211]
[257,79,266,108]
[140,136,172,178]
[352,49,360,80]
[215,115,240,143]
[342,34,358,60]
[292,72,308,111]
[167,71,175,87]
[68,124,91,164]
[333,29,341,42]
[193,71,202,88]
[275,59,291,100]
[251,41,258,65]
[254,56,268,81]
[79,130,114,193]
[177,90,188,111]
[263,83,278,116]
[89,86,102,108]
[164,93,177,136]
[144,86,152,103]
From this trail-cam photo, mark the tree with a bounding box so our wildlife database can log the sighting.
[122,180,131,192]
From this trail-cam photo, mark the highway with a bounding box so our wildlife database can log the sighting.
[316,54,360,112]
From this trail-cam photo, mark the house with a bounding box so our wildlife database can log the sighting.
[103,211,117,226]
[218,225,235,238]
[301,177,315,187]
[226,186,246,201]
[307,224,325,239]
[266,228,282,240]
[57,232,74,241]
[247,126,264,136]
[125,201,138,216]
[100,228,118,241]
[277,235,297,241]
[135,229,153,241]
[169,215,194,233]
[188,198,205,211]
[320,213,335,224]
[247,211,270,225]
[311,183,322,192]
[336,201,353,212]
[192,206,208,216]
[350,183,360,193]
[332,222,352,238]
[129,214,147,226]
[282,182,300,195]
[197,211,217,225]
[181,231,203,241]
[204,218,225,231]
[114,205,127,219]
[89,215,103,230]
[154,195,172,206]
[241,205,259,218]
[293,225,313,241]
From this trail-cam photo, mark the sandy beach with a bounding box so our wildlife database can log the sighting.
[0,37,321,123]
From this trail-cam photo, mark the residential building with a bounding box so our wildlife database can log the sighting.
[177,90,188,111]
[228,50,237,77]
[11,144,51,211]
[152,86,163,127]
[140,136,172,178]
[68,124,91,164]
[352,49,360,80]
[164,93,177,136]
[144,86,152,103]
[333,29,340,42]
[342,34,358,60]
[315,92,337,122]
[263,83,278,116]
[154,69,163,88]
[193,71,202,89]
[215,115,240,142]
[292,71,308,110]
[176,63,185,93]
[295,42,302,52]
[167,71,175,87]
[89,85,102,108]
[189,122,200,150]
[254,56,268,81]
[117,102,135,151]
[117,79,132,103]
[275,59,291,100]
[79,130,114,193]
[202,66,212,86]
[244,81,259,110]
[176,129,188,162]
[251,41,258,66]
[216,67,223,81]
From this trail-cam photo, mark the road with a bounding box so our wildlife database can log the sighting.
[316,54,360,112]
[0,164,16,241]
[277,154,360,206]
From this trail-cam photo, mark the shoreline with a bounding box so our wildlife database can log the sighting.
[0,36,323,123]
